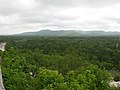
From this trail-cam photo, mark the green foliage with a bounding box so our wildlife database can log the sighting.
[33,68,64,90]
[1,49,115,90]
[1,36,120,90]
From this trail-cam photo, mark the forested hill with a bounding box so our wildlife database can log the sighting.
[17,29,120,36]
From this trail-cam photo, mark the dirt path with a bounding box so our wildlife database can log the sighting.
[0,66,5,90]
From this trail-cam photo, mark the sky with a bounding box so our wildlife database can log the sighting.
[0,0,120,35]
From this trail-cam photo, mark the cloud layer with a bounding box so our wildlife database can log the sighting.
[0,0,120,35]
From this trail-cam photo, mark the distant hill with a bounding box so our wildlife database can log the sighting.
[16,29,120,36]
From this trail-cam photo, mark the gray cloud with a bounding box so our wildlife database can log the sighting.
[0,0,120,34]
[40,0,120,8]
[106,17,120,24]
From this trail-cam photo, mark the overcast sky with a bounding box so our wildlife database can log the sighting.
[0,0,120,35]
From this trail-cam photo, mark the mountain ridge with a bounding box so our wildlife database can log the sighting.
[16,29,120,36]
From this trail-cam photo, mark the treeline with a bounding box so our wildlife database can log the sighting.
[0,36,120,90]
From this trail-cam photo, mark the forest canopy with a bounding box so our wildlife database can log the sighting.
[0,36,120,90]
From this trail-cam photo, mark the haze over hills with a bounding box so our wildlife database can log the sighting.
[17,29,120,36]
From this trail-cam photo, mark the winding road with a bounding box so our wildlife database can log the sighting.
[0,43,5,90]
[0,66,5,90]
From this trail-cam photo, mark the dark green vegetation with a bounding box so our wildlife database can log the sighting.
[0,36,120,90]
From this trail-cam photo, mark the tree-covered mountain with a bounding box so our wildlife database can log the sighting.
[17,29,120,36]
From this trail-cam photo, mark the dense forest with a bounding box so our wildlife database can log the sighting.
[0,36,120,90]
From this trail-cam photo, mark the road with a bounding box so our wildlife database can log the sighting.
[0,66,5,90]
